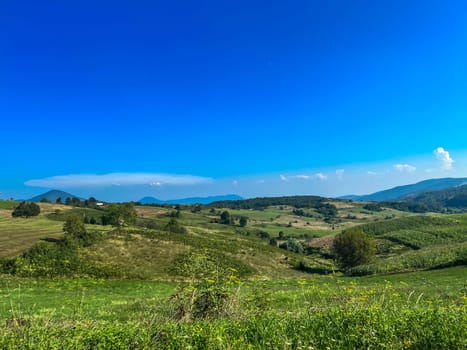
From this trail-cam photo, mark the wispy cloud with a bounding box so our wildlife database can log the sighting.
[433,147,454,170]
[279,174,311,181]
[315,173,327,181]
[25,173,213,188]
[393,164,416,173]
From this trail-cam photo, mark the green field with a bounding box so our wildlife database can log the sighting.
[0,267,465,349]
[0,200,466,348]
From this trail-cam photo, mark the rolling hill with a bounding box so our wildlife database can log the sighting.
[341,177,467,202]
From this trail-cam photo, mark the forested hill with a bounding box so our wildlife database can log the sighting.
[209,195,332,209]
[406,184,467,210]
[341,177,467,202]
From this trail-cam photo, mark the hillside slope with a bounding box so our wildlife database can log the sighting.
[340,177,467,202]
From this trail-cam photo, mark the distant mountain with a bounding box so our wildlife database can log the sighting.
[340,177,467,202]
[407,184,467,209]
[29,190,81,203]
[139,194,243,205]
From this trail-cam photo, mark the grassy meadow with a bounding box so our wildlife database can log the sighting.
[0,199,466,348]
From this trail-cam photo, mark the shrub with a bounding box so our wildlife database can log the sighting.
[331,230,375,269]
[279,238,304,254]
[11,202,40,218]
[170,250,241,321]
[63,215,94,246]
[165,218,187,234]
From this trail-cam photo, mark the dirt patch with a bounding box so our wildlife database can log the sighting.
[136,207,167,217]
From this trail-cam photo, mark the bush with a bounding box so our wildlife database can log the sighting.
[279,238,304,254]
[331,230,375,269]
[11,202,40,218]
[63,215,94,246]
[170,250,241,321]
[164,218,187,234]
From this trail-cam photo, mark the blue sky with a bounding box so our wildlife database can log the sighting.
[1,1,467,201]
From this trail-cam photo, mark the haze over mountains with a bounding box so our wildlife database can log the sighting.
[24,177,467,209]
[139,194,243,205]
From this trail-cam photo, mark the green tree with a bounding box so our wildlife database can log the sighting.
[220,210,231,225]
[55,197,62,204]
[63,215,90,246]
[11,202,41,218]
[331,230,375,269]
[104,203,137,228]
[239,216,248,227]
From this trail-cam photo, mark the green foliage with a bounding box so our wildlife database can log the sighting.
[279,238,304,254]
[239,216,248,227]
[209,195,326,210]
[103,203,137,227]
[332,230,375,268]
[170,250,241,321]
[347,242,467,276]
[63,215,94,246]
[11,202,40,218]
[219,210,231,224]
[164,218,187,234]
[363,203,383,211]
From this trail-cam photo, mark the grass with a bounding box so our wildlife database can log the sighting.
[0,267,465,349]
[0,200,18,210]
[0,210,65,258]
[0,201,466,348]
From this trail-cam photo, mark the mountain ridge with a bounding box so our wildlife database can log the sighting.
[340,177,467,202]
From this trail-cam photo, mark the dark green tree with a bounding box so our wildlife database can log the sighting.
[331,230,375,269]
[55,197,62,204]
[220,210,231,225]
[239,216,248,227]
[11,202,41,218]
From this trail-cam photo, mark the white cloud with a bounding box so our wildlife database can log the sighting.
[367,171,378,176]
[25,173,212,188]
[232,180,238,186]
[280,174,288,181]
[336,169,344,180]
[393,164,416,173]
[294,175,310,180]
[315,173,327,181]
[433,147,454,170]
